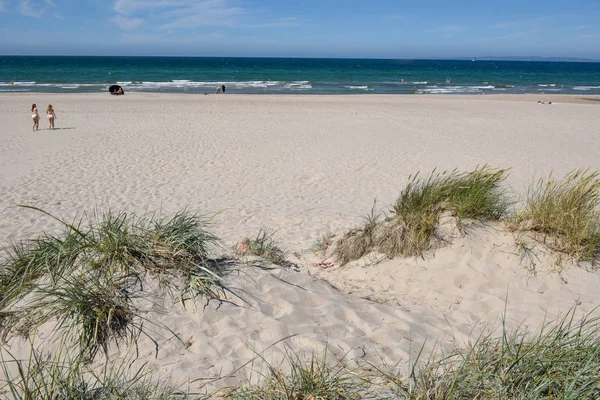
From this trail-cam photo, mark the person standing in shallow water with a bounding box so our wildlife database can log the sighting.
[31,104,39,131]
[221,84,226,93]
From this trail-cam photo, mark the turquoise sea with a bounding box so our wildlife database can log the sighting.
[2,56,600,95]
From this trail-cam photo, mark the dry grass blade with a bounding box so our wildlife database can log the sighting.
[238,228,289,266]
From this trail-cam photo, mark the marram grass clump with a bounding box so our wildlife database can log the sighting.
[334,166,510,264]
[509,169,600,263]
[227,347,365,400]
[386,307,600,399]
[0,208,225,360]
[237,227,289,266]
[0,346,192,400]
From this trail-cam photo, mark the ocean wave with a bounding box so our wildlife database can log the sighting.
[0,81,36,86]
[284,81,312,90]
[573,86,600,91]
[537,84,556,87]
[344,85,369,90]
[418,85,496,94]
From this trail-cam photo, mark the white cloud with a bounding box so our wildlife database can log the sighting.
[18,0,57,18]
[158,4,243,30]
[493,17,548,29]
[113,0,186,15]
[120,31,223,44]
[112,15,144,30]
[111,0,300,33]
[247,17,299,29]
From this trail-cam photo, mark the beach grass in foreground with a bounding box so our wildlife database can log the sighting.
[0,208,225,360]
[2,168,600,398]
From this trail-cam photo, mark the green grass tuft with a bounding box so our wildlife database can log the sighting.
[0,208,225,360]
[335,166,510,264]
[228,347,365,400]
[510,169,600,263]
[391,307,600,399]
[238,228,289,266]
[0,345,191,399]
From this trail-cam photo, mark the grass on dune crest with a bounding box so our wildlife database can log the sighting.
[335,166,510,264]
[334,203,380,266]
[509,169,600,263]
[382,307,600,399]
[0,207,225,360]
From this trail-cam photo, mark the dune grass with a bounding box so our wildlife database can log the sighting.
[335,203,380,265]
[335,166,510,264]
[509,169,600,263]
[383,307,600,399]
[238,228,289,266]
[227,347,365,400]
[0,208,224,360]
[311,231,336,257]
[0,346,191,400]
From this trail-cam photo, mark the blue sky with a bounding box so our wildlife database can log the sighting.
[0,0,599,58]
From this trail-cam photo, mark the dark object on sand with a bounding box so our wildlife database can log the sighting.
[109,85,125,95]
[222,84,226,93]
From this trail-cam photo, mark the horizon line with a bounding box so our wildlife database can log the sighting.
[1,54,599,62]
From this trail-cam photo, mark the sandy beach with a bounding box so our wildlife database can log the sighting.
[2,93,600,392]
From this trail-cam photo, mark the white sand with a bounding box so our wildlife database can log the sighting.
[1,93,600,391]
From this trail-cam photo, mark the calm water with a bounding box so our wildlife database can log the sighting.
[2,56,600,95]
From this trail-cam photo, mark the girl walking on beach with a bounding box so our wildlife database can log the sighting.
[46,104,56,129]
[31,104,39,131]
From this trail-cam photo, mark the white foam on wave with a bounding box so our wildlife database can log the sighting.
[573,86,600,91]
[284,81,312,90]
[537,84,556,87]
[1,81,36,86]
[418,85,495,94]
[344,85,369,90]
[124,80,287,90]
[412,81,428,84]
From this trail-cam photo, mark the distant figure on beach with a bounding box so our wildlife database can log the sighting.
[216,86,222,94]
[31,104,39,131]
[445,78,452,84]
[222,84,226,93]
[401,78,405,83]
[46,104,57,129]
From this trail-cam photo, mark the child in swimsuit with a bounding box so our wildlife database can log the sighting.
[31,104,39,131]
[46,104,57,130]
